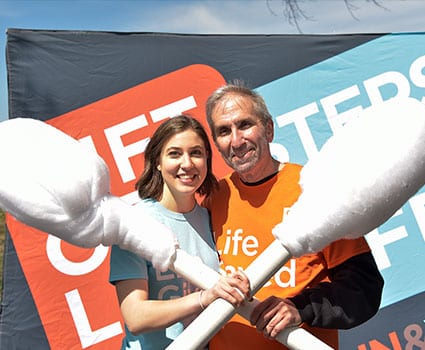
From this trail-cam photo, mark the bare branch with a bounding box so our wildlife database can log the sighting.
[343,0,360,20]
[344,0,389,21]
[267,0,313,33]
[267,0,389,33]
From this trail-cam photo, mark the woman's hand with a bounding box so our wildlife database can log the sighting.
[200,270,250,309]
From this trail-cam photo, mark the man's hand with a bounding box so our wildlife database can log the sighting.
[250,296,302,339]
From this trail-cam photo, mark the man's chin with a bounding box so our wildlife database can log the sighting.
[230,161,255,175]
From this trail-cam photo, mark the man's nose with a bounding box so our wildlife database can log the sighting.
[230,129,244,148]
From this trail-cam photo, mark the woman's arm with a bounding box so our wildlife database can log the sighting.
[115,270,250,335]
[116,278,202,334]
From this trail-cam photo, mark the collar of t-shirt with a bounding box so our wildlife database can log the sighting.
[240,171,279,186]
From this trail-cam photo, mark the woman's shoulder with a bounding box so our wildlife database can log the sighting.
[135,198,157,210]
[193,202,209,217]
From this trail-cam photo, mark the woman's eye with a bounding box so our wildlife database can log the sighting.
[191,149,204,157]
[168,150,180,157]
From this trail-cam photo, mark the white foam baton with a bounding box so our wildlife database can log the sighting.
[167,97,425,349]
[0,118,178,272]
[171,248,332,350]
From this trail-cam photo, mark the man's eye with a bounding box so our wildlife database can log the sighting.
[240,121,253,129]
[217,128,229,136]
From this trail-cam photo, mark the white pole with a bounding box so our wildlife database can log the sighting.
[173,249,332,350]
[168,242,333,350]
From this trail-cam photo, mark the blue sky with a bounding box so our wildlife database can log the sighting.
[1,0,425,122]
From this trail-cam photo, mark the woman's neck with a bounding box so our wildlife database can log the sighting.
[159,192,196,213]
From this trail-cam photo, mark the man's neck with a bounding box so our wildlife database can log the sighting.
[238,159,284,184]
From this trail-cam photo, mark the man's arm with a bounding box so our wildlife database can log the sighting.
[289,252,384,329]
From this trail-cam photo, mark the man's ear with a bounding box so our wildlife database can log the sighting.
[266,119,274,142]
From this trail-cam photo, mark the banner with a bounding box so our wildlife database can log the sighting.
[1,29,424,349]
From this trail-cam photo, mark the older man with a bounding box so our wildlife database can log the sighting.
[203,81,384,349]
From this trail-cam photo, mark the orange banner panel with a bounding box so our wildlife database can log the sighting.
[8,64,227,349]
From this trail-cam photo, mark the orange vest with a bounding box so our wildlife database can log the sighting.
[204,163,371,349]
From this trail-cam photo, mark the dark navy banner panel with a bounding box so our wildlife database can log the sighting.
[340,291,425,349]
[6,29,379,120]
[2,29,424,350]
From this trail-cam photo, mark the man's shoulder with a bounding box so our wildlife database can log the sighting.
[202,173,234,209]
[278,162,303,181]
[282,162,303,171]
[214,171,236,188]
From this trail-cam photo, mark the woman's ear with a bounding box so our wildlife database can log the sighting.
[157,164,161,171]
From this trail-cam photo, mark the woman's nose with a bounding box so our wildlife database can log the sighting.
[180,153,194,168]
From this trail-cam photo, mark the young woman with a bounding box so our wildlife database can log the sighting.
[110,115,250,350]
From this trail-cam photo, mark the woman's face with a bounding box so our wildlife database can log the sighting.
[158,129,208,199]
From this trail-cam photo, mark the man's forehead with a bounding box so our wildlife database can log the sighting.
[218,94,252,111]
[213,96,255,121]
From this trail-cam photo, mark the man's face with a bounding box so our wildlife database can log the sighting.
[210,95,273,181]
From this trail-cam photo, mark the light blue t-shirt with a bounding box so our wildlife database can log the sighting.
[110,199,219,350]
